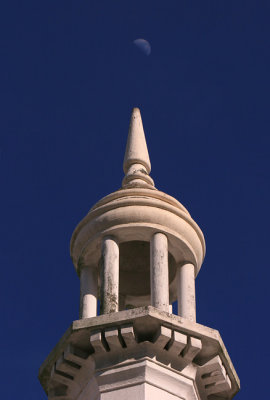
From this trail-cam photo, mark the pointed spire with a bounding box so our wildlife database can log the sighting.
[123,108,151,174]
[122,108,155,189]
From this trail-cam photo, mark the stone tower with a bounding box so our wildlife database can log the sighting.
[39,108,240,400]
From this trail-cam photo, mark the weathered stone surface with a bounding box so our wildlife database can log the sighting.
[39,306,240,400]
[177,263,196,321]
[122,108,154,189]
[100,237,119,314]
[70,108,205,314]
[150,233,169,312]
[80,267,98,319]
[40,108,239,400]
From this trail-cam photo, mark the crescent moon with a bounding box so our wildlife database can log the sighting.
[133,39,151,56]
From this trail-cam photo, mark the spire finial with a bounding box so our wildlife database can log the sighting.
[122,108,155,189]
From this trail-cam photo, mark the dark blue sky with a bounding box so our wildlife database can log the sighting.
[1,1,269,399]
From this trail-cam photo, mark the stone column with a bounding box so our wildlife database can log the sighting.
[80,267,98,319]
[177,263,196,322]
[100,236,119,314]
[150,232,169,312]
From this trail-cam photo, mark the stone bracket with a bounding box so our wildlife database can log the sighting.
[40,309,239,400]
[49,324,203,399]
[90,324,201,364]
[49,344,94,400]
[196,355,232,398]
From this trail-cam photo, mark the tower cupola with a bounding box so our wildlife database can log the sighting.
[70,108,205,320]
[39,108,239,400]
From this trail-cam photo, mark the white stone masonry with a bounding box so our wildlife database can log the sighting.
[177,263,196,322]
[100,237,119,314]
[150,232,169,312]
[80,267,98,319]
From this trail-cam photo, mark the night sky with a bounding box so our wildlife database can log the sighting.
[1,2,269,399]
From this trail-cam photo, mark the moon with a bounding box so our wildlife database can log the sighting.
[133,39,151,56]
